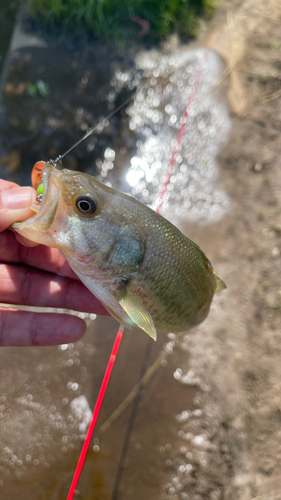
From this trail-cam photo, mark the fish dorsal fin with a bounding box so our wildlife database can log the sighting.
[119,290,157,341]
[215,276,227,293]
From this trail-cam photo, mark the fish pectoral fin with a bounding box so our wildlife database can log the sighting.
[215,275,227,293]
[104,304,132,330]
[119,290,157,341]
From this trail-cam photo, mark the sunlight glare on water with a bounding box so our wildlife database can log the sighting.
[103,47,231,223]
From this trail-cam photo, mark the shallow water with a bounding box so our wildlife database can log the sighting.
[0,23,231,500]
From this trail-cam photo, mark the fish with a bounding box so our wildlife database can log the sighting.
[12,162,226,341]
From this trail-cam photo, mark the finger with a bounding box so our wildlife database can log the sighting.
[0,187,37,232]
[0,230,77,279]
[15,233,41,248]
[0,308,86,346]
[0,263,108,315]
[0,180,19,190]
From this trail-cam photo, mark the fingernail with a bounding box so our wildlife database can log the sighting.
[1,187,35,209]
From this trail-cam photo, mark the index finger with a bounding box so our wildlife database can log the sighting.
[0,179,19,190]
[0,186,37,233]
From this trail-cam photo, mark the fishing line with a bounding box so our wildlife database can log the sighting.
[66,326,124,500]
[65,32,213,500]
[53,91,137,165]
[156,30,213,213]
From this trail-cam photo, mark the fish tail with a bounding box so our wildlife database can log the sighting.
[215,275,227,293]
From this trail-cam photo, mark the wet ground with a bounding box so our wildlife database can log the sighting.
[1,0,281,499]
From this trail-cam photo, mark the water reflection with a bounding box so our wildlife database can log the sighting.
[96,47,231,224]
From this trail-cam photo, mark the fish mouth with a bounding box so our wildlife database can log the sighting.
[29,162,51,214]
[12,163,62,246]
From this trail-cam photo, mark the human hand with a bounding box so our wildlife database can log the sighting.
[0,179,108,346]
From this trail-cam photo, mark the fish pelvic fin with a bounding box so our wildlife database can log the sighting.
[119,290,157,341]
[215,275,227,293]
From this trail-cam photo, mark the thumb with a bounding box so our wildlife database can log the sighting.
[0,187,37,232]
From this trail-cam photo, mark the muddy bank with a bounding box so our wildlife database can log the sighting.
[161,0,281,498]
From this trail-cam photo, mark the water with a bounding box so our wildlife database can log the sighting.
[107,48,230,223]
[0,1,17,76]
[0,21,231,500]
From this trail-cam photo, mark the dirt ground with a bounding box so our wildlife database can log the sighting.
[175,0,281,498]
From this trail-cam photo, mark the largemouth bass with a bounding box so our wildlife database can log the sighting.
[13,162,226,340]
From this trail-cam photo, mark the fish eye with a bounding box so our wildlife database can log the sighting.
[75,195,97,216]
